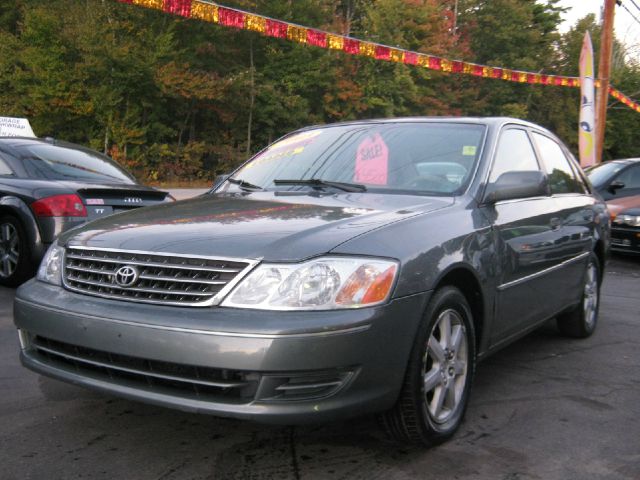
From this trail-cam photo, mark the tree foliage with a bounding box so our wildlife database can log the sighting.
[1,0,640,183]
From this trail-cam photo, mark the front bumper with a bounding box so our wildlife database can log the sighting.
[610,225,640,254]
[14,280,429,424]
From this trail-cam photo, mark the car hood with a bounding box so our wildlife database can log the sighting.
[61,192,453,261]
[607,194,640,217]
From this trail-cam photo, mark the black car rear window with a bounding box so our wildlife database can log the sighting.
[13,143,136,183]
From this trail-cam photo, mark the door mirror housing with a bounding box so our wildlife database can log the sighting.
[607,180,625,194]
[484,171,548,204]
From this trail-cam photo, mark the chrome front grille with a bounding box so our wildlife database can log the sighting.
[63,247,257,306]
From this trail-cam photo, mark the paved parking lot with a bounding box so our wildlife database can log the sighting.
[1,255,639,480]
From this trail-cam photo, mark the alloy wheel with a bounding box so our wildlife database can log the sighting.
[583,262,599,330]
[422,308,468,424]
[0,222,20,279]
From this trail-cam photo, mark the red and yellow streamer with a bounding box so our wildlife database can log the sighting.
[116,0,640,114]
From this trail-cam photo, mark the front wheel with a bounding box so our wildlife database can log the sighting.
[380,286,476,445]
[556,253,601,338]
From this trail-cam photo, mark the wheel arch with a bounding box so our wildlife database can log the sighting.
[0,196,45,262]
[432,264,485,352]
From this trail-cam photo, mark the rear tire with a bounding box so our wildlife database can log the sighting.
[556,253,601,338]
[380,286,476,445]
[0,215,33,287]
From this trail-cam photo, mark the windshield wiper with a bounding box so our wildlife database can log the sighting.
[273,178,367,192]
[227,177,264,191]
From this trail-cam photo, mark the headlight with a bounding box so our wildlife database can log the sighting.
[36,242,64,286]
[221,256,398,310]
[613,214,640,227]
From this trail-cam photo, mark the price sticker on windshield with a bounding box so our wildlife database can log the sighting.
[462,145,477,156]
[355,133,389,185]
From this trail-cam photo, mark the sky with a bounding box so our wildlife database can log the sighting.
[558,0,640,56]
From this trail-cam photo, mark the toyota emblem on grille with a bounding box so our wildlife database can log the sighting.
[114,265,140,287]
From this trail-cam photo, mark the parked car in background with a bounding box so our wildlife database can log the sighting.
[606,194,640,254]
[0,137,171,286]
[14,118,609,446]
[585,158,640,200]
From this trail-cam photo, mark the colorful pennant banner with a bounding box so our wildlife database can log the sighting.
[117,0,640,114]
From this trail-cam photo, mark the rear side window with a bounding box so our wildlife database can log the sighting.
[0,156,13,175]
[616,165,640,189]
[532,133,584,194]
[585,161,625,187]
[490,128,540,182]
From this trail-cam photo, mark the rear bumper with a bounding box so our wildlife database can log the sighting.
[14,280,430,424]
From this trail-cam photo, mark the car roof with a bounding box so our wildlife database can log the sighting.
[296,116,549,131]
[602,158,640,165]
[0,136,110,158]
[0,136,50,147]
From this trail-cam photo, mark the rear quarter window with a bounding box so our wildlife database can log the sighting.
[0,156,13,175]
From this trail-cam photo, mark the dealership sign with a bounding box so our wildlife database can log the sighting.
[579,32,596,168]
[0,117,36,137]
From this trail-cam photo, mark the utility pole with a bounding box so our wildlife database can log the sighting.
[453,0,459,35]
[595,0,617,164]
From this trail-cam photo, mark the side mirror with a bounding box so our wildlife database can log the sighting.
[212,173,230,190]
[484,171,548,204]
[607,180,625,194]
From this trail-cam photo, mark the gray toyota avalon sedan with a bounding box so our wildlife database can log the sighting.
[14,118,609,445]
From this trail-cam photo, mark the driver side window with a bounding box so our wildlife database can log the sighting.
[616,165,640,191]
[490,128,540,182]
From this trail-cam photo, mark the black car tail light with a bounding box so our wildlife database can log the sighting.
[31,194,87,217]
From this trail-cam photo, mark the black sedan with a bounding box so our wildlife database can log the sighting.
[0,137,170,286]
[586,158,640,200]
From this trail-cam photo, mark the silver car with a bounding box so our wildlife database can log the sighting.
[14,118,609,445]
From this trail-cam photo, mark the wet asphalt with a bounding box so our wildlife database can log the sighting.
[0,254,639,480]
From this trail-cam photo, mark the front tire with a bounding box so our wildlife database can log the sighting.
[556,253,601,338]
[0,215,33,287]
[380,286,476,445]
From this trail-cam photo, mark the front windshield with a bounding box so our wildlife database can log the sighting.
[230,122,486,195]
[585,161,626,187]
[15,143,136,183]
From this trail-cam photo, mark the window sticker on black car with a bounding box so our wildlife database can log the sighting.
[354,133,389,185]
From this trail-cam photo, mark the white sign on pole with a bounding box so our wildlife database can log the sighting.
[0,117,36,138]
